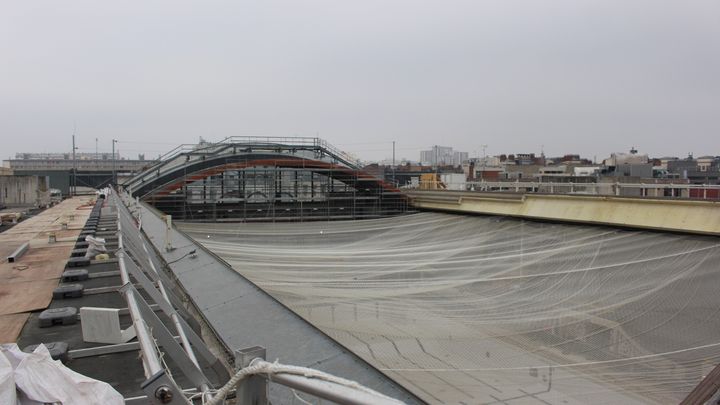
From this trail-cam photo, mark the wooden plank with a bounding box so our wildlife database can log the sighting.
[0,313,31,343]
[0,279,59,315]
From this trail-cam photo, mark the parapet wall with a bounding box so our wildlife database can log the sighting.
[407,190,720,236]
[0,175,51,208]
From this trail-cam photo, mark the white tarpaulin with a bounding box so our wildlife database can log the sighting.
[0,350,16,405]
[0,343,123,405]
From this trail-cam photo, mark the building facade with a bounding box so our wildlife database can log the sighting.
[419,146,468,167]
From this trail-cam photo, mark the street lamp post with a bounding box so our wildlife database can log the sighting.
[72,134,77,196]
[392,141,396,186]
[112,139,118,185]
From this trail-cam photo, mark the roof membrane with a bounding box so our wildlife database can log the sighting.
[179,212,720,404]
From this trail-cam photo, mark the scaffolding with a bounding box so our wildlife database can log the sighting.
[125,137,410,221]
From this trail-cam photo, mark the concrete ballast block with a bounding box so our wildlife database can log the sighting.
[39,307,78,327]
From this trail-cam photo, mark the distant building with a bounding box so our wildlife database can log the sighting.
[419,146,468,167]
[6,157,152,172]
[602,149,653,178]
[474,156,501,167]
[4,152,157,195]
[475,167,503,181]
[440,173,467,190]
[499,153,546,166]
[538,166,568,177]
[556,154,593,165]
[515,153,536,165]
[452,151,469,166]
[656,157,679,170]
[667,155,720,184]
[573,166,601,176]
[602,151,649,167]
[697,156,717,172]
[504,164,543,180]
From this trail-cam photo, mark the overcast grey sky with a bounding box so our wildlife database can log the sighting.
[1,0,718,162]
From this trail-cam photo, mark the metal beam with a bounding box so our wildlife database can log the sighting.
[88,270,121,278]
[69,336,182,359]
[117,248,163,377]
[234,347,268,405]
[7,242,29,263]
[122,252,229,383]
[128,283,212,390]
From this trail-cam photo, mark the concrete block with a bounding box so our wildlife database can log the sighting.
[67,257,91,268]
[23,342,70,363]
[62,269,89,282]
[53,284,84,299]
[70,249,88,258]
[39,307,77,327]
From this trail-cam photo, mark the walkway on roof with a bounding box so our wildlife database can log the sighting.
[0,198,93,342]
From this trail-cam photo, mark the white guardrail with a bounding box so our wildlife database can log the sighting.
[411,180,720,199]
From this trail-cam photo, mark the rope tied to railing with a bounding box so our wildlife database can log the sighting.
[205,359,405,405]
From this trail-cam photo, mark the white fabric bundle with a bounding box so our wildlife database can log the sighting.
[0,343,123,405]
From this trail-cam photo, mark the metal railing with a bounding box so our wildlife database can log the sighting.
[111,188,408,404]
[115,249,164,376]
[122,136,362,195]
[113,189,219,404]
[117,195,203,370]
[410,180,720,199]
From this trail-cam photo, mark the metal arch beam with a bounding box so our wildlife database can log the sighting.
[123,138,361,193]
[131,154,403,201]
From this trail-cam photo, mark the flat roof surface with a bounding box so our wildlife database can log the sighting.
[179,212,720,404]
[11,199,223,400]
[139,203,425,404]
[0,198,92,342]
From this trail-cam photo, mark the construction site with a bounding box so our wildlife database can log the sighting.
[124,137,410,222]
[3,137,720,404]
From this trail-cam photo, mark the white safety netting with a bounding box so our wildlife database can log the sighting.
[180,212,720,404]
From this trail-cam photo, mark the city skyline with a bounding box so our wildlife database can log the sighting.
[4,137,714,166]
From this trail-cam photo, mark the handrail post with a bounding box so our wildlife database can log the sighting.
[234,347,268,405]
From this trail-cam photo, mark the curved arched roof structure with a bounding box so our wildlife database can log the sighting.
[123,137,409,221]
[132,154,400,199]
